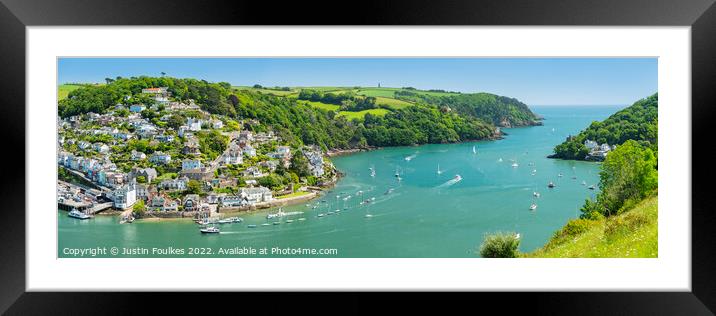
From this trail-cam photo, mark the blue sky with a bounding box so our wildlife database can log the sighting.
[58,58,657,105]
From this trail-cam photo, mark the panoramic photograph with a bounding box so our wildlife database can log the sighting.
[56,58,658,258]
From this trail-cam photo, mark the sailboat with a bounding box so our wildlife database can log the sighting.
[437,164,443,175]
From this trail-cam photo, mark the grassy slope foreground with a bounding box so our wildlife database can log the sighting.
[526,195,658,258]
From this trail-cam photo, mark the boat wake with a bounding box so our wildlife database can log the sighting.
[437,175,463,188]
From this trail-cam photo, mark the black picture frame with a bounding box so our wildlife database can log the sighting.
[1,0,714,314]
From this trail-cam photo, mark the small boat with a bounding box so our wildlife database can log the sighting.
[365,214,373,218]
[317,213,325,217]
[533,192,540,198]
[472,145,477,154]
[335,209,341,213]
[437,164,443,175]
[286,219,294,223]
[217,217,242,224]
[529,203,538,211]
[588,185,596,190]
[326,211,334,215]
[261,223,271,226]
[247,224,257,228]
[511,162,519,168]
[68,208,92,220]
[548,182,555,188]
[273,222,281,225]
[453,174,463,182]
[369,167,376,177]
[581,180,587,186]
[515,233,521,239]
[558,173,563,177]
[498,158,503,162]
[200,226,220,234]
[298,218,306,221]
[266,208,286,219]
[571,176,577,179]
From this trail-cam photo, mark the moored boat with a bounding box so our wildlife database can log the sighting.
[68,208,92,220]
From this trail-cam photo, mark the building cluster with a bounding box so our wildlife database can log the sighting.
[57,86,332,213]
[584,140,616,160]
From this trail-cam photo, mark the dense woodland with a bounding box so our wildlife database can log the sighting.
[394,90,541,127]
[59,76,541,151]
[551,93,658,160]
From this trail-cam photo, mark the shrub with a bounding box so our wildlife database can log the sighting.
[479,232,521,258]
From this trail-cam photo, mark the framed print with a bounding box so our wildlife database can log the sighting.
[2,0,716,314]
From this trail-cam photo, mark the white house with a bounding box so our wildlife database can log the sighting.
[243,166,263,178]
[242,145,257,157]
[149,151,172,164]
[211,119,224,129]
[131,150,146,161]
[240,187,273,204]
[111,183,137,209]
[187,118,202,131]
[93,143,110,153]
[584,140,598,150]
[158,178,188,191]
[220,195,246,207]
[182,159,203,171]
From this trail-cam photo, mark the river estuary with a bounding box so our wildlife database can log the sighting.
[58,105,623,258]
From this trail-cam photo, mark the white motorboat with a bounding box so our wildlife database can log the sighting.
[200,226,220,234]
[529,203,538,211]
[68,208,92,220]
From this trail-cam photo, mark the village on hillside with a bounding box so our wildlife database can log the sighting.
[57,87,337,221]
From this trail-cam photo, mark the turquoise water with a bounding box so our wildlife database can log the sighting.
[58,106,623,258]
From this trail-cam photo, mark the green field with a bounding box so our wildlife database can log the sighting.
[233,87,297,96]
[356,87,459,98]
[374,96,413,109]
[337,108,390,120]
[58,84,83,100]
[526,195,658,258]
[299,100,340,111]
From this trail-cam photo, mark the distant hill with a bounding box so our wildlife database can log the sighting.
[392,90,541,127]
[550,93,658,160]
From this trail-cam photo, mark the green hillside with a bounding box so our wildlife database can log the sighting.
[59,77,501,150]
[525,195,657,258]
[551,93,658,160]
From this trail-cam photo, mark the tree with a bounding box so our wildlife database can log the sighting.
[289,151,311,178]
[132,200,146,217]
[185,180,202,195]
[166,114,185,130]
[595,140,658,216]
[478,232,521,258]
